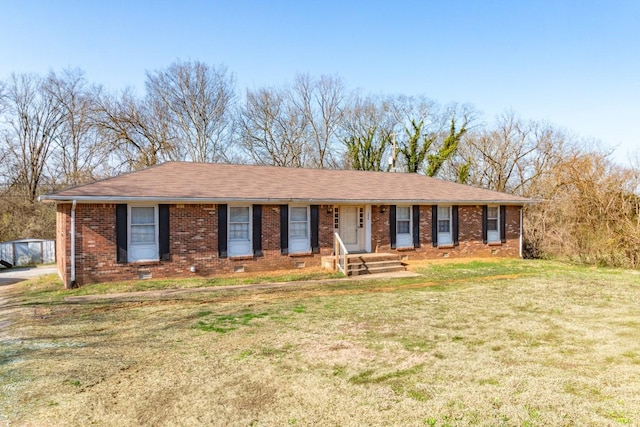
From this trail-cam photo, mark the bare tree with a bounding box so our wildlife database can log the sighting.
[0,80,8,182]
[453,111,570,195]
[291,73,346,168]
[44,69,108,185]
[1,73,65,201]
[0,78,7,114]
[238,87,308,167]
[145,60,236,163]
[93,87,177,172]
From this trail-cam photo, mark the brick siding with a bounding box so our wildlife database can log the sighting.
[371,204,520,258]
[57,203,522,287]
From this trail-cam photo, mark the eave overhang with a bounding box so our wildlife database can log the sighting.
[39,195,533,206]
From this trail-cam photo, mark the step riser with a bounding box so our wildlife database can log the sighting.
[350,266,407,276]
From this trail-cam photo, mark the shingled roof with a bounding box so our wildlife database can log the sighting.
[40,162,530,205]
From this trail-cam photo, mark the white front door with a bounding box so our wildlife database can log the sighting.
[339,206,364,252]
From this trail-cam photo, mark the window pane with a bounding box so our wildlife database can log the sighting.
[131,224,155,244]
[438,206,450,219]
[397,220,410,234]
[487,206,498,219]
[397,206,410,220]
[229,207,249,222]
[438,219,450,233]
[290,222,308,238]
[290,207,308,222]
[229,223,249,240]
[131,207,155,225]
[487,219,498,231]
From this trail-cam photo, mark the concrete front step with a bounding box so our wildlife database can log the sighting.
[323,252,407,276]
[347,258,407,276]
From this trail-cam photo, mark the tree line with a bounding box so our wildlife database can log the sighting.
[1,60,638,268]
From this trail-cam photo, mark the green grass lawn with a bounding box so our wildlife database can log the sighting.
[1,259,639,426]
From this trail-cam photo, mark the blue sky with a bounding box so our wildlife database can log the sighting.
[1,0,638,164]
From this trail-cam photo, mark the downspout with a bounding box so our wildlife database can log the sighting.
[519,206,523,259]
[70,200,77,288]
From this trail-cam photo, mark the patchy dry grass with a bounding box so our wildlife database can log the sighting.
[1,259,640,426]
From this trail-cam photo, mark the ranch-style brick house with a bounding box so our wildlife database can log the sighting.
[40,162,530,288]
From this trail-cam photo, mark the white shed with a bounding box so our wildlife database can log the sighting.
[0,238,55,267]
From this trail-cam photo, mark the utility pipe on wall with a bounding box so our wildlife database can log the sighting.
[70,200,77,288]
[519,207,523,258]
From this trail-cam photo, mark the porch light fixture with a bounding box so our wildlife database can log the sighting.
[379,206,387,213]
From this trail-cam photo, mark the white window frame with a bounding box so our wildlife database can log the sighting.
[487,205,500,243]
[228,205,252,257]
[396,206,413,248]
[289,205,310,254]
[437,205,452,245]
[128,205,159,263]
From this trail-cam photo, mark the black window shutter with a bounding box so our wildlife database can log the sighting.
[218,204,228,258]
[280,204,289,255]
[453,206,459,246]
[159,204,170,261]
[116,204,128,263]
[253,205,263,257]
[482,205,488,244]
[431,205,438,247]
[310,205,320,253]
[389,205,397,249]
[500,205,507,243]
[412,205,420,248]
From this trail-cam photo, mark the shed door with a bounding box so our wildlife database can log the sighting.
[14,242,42,266]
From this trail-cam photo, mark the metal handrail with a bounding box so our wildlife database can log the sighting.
[334,232,349,275]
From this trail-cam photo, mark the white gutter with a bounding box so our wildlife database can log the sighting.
[70,200,77,288]
[519,206,523,258]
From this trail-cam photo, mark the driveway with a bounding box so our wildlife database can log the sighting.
[0,266,57,286]
[0,266,57,337]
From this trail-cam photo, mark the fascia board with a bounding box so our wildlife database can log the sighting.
[39,195,532,206]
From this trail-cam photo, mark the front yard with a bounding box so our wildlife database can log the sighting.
[1,259,639,426]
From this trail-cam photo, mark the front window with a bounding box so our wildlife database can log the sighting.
[289,206,310,253]
[487,206,499,232]
[131,207,156,244]
[438,206,451,233]
[396,206,412,247]
[129,205,158,262]
[229,207,250,240]
[437,206,452,245]
[290,207,309,239]
[228,206,252,256]
[397,207,411,234]
[487,206,500,243]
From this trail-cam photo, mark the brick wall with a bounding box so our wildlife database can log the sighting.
[57,202,523,287]
[371,204,520,259]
